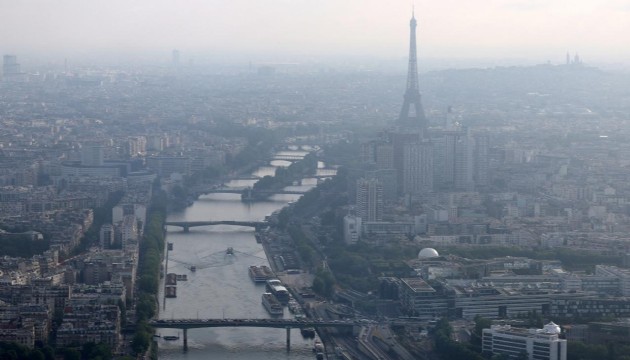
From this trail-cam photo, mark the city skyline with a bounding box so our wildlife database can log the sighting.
[1,1,630,67]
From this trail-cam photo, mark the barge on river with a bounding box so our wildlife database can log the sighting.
[165,285,177,298]
[249,265,274,283]
[262,292,283,316]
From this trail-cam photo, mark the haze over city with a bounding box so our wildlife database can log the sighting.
[4,1,630,360]
[2,0,630,68]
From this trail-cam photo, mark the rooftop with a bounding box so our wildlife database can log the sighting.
[400,278,436,293]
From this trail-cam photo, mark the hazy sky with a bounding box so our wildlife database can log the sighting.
[1,0,629,64]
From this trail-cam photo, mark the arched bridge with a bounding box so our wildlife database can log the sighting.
[164,220,267,232]
[149,318,358,351]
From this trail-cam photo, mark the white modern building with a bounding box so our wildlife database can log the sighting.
[482,323,567,360]
[356,178,383,222]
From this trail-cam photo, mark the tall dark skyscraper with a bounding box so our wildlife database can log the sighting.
[398,11,427,132]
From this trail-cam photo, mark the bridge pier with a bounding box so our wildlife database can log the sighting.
[286,326,291,352]
[183,328,188,352]
[183,226,189,233]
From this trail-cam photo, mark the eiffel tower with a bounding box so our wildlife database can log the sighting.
[398,10,427,133]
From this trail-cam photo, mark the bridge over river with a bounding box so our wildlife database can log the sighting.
[224,173,336,181]
[164,220,267,232]
[190,186,307,198]
[149,318,358,352]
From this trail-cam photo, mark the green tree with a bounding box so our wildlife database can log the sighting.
[118,299,127,326]
[5,350,18,360]
[567,341,607,360]
[63,348,81,360]
[171,185,186,199]
[471,315,492,349]
[28,349,45,360]
[41,346,55,360]
[474,315,492,335]
[312,277,325,295]
[132,330,151,355]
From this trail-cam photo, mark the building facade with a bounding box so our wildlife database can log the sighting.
[482,324,567,360]
[403,141,433,196]
[356,178,383,222]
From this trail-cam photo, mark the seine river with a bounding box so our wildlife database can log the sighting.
[156,152,327,359]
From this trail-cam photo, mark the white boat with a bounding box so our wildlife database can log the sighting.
[262,292,283,316]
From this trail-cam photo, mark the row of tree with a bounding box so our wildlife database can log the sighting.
[567,341,630,360]
[131,190,168,355]
[441,246,622,272]
[433,318,485,360]
[252,153,318,194]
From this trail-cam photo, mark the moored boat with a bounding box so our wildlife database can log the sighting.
[266,279,290,304]
[300,327,315,338]
[163,334,179,341]
[312,339,323,353]
[260,265,273,279]
[262,292,283,316]
[288,300,299,313]
[165,273,177,285]
[249,265,274,282]
[165,285,177,298]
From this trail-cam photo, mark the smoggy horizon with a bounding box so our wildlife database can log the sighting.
[2,1,630,70]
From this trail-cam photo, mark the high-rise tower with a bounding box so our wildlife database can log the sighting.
[398,11,427,131]
[403,141,433,195]
[356,178,384,222]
